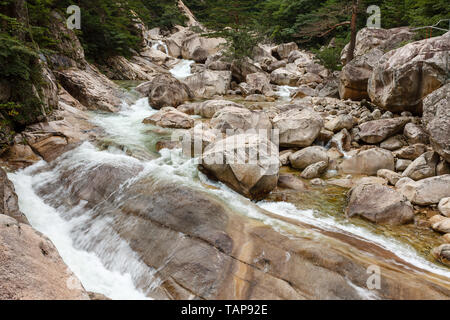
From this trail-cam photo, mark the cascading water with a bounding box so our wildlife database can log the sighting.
[169,59,194,79]
[8,84,450,300]
[151,40,169,55]
[275,85,297,100]
[9,154,153,300]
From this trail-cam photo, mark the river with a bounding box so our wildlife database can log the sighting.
[7,61,450,300]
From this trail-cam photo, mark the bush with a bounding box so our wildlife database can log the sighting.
[311,36,349,71]
[209,26,265,61]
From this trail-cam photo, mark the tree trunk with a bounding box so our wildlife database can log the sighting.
[346,0,360,64]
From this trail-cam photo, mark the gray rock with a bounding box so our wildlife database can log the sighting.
[346,184,414,225]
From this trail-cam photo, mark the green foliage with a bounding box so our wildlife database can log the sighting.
[138,0,187,29]
[185,0,450,48]
[311,36,349,71]
[209,26,265,61]
[54,0,141,61]
[186,0,261,29]
[0,33,41,81]
[0,33,45,126]
[0,102,21,117]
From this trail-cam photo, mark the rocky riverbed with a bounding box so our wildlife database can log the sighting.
[0,3,449,300]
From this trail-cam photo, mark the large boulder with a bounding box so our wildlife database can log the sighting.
[181,34,226,63]
[393,143,427,160]
[195,100,245,119]
[340,147,395,175]
[431,217,450,234]
[339,27,415,100]
[341,27,414,64]
[244,72,275,97]
[422,83,450,163]
[368,32,450,114]
[183,70,231,98]
[231,58,264,83]
[199,134,279,200]
[396,175,450,205]
[346,184,414,225]
[139,47,173,66]
[210,107,272,135]
[273,42,299,60]
[0,214,89,299]
[253,44,277,64]
[289,146,329,170]
[143,107,194,129]
[403,123,429,145]
[137,74,192,109]
[270,67,302,86]
[273,108,324,148]
[164,28,192,58]
[325,114,354,133]
[205,51,231,71]
[339,48,384,100]
[358,118,410,144]
[402,151,439,180]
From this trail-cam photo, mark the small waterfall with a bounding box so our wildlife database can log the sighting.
[169,59,194,79]
[275,85,297,100]
[151,40,169,55]
[9,155,154,300]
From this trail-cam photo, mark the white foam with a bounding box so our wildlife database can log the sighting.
[170,59,194,79]
[151,40,169,55]
[275,85,297,100]
[90,97,157,147]
[9,164,152,300]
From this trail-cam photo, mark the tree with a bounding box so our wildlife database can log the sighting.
[346,0,360,63]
